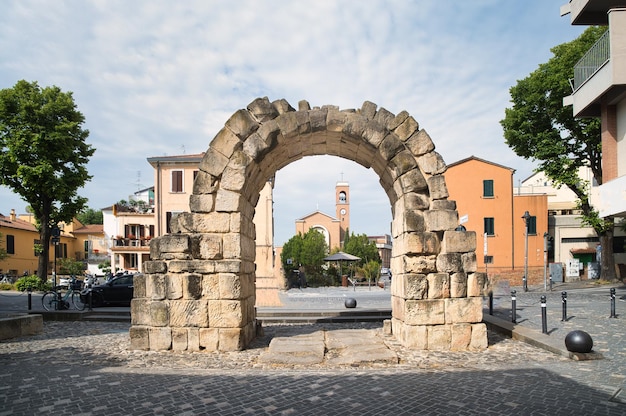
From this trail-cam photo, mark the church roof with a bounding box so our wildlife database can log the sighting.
[295,210,338,222]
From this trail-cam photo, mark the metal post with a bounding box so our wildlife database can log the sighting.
[27,286,32,310]
[561,291,567,322]
[543,232,548,292]
[511,290,517,323]
[489,291,493,316]
[610,288,617,318]
[541,295,548,334]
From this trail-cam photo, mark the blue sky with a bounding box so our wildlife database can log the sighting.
[0,0,584,245]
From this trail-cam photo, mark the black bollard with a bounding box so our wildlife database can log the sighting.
[541,295,548,334]
[511,290,517,323]
[489,291,493,316]
[561,291,567,322]
[610,288,617,318]
[27,286,32,310]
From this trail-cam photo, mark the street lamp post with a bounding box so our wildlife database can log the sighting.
[543,232,549,292]
[522,211,531,292]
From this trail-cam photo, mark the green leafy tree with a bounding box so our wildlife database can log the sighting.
[76,208,103,225]
[281,229,328,282]
[58,257,85,276]
[500,26,616,280]
[0,80,95,282]
[343,232,381,267]
[357,260,381,285]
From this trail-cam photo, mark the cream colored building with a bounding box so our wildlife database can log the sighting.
[146,153,276,281]
[561,1,626,219]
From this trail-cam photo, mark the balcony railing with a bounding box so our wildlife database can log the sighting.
[573,29,610,91]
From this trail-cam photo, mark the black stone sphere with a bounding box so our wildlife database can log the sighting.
[565,330,593,353]
[344,298,357,308]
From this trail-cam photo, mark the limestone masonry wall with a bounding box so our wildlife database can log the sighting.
[130,97,489,352]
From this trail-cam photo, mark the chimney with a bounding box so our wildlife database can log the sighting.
[10,209,16,221]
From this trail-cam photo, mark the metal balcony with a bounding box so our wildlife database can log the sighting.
[573,29,610,91]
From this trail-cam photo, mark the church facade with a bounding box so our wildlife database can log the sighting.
[295,181,350,250]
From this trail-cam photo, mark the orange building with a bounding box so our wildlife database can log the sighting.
[445,156,547,287]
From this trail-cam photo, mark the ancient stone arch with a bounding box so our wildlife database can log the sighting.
[130,98,489,352]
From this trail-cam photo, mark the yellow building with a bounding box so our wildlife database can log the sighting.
[0,209,106,279]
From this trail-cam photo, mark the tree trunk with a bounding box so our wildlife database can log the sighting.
[599,224,616,281]
[37,226,50,282]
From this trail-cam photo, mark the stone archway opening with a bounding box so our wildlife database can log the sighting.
[130,97,489,352]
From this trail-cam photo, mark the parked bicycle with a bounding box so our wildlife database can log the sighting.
[41,276,86,311]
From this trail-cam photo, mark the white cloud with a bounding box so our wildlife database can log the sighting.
[0,0,586,241]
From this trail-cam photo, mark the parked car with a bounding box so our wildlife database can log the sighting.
[81,273,136,307]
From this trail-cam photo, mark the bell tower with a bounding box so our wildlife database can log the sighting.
[335,181,350,245]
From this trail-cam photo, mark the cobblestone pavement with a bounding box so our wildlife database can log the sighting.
[1,283,625,415]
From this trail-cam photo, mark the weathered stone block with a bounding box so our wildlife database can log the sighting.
[187,328,201,351]
[202,273,220,299]
[172,328,188,351]
[176,212,230,233]
[450,323,472,351]
[441,230,476,253]
[156,234,191,254]
[450,272,468,298]
[405,129,435,157]
[222,233,242,259]
[209,300,245,328]
[143,261,167,275]
[431,199,456,210]
[215,188,244,212]
[247,97,279,122]
[146,274,167,300]
[219,328,245,351]
[401,232,440,255]
[462,252,478,273]
[403,274,428,300]
[129,326,150,350]
[130,299,149,325]
[199,146,230,177]
[467,272,489,297]
[166,273,183,300]
[184,273,203,300]
[427,273,450,299]
[398,169,428,193]
[190,234,223,260]
[424,210,458,232]
[225,109,259,140]
[149,301,170,327]
[133,273,146,299]
[148,327,172,351]
[391,295,405,321]
[436,253,463,273]
[389,110,409,131]
[418,151,447,175]
[427,174,449,200]
[170,300,209,327]
[405,299,445,325]
[390,150,417,177]
[470,323,488,350]
[428,325,451,351]
[199,328,219,351]
[394,114,419,141]
[219,273,243,299]
[445,297,483,324]
[403,254,437,274]
[402,324,428,349]
[360,100,377,120]
[168,260,215,274]
[192,170,218,195]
